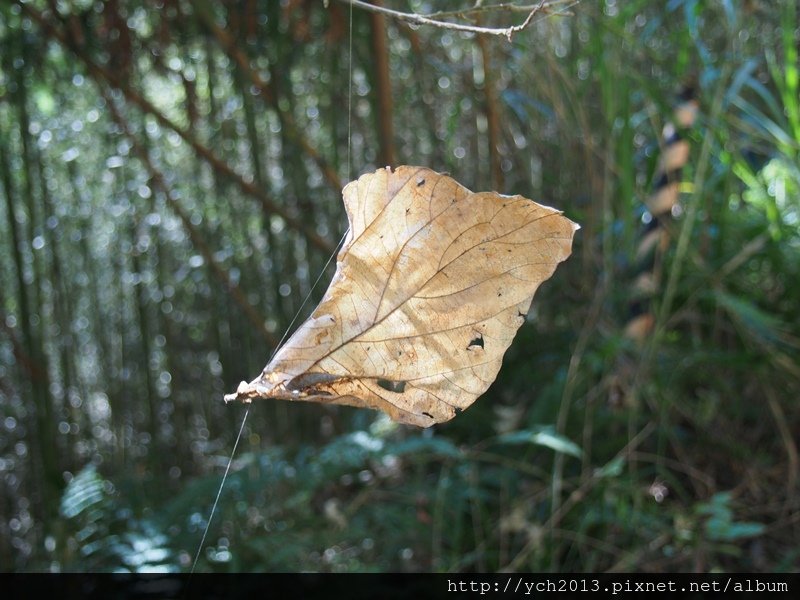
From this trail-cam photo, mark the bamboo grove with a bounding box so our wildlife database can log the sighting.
[1,1,799,573]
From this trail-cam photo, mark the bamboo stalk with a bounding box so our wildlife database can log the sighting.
[18,1,335,255]
[103,92,279,348]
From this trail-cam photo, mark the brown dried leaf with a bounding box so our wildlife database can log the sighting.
[225,166,578,427]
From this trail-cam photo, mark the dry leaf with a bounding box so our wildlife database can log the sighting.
[225,166,578,427]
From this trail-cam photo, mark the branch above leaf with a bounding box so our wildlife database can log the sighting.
[335,0,575,41]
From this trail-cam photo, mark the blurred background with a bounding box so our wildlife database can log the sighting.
[1,0,798,573]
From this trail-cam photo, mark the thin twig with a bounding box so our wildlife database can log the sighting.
[339,0,553,41]
[550,270,606,561]
[762,381,799,516]
[427,1,572,20]
[503,422,656,571]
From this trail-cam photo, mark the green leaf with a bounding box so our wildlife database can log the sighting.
[497,426,582,458]
[714,290,787,346]
[60,466,105,519]
[708,521,766,541]
[594,456,626,478]
[698,492,766,542]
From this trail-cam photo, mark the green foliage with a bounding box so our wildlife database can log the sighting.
[55,421,777,572]
[697,493,765,543]
[496,427,583,459]
[60,466,175,572]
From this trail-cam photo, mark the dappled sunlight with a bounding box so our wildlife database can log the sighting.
[0,0,798,574]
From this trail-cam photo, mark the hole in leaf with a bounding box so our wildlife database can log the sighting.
[467,335,484,350]
[422,412,433,419]
[417,177,426,186]
[377,378,406,393]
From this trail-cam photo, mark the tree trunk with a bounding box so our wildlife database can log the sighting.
[369,2,395,167]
